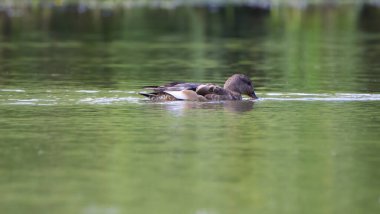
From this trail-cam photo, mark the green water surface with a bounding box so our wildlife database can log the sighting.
[0,2,380,214]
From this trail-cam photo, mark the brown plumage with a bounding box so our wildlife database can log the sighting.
[139,74,258,101]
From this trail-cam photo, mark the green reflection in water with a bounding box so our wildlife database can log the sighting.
[1,101,379,213]
[0,2,380,214]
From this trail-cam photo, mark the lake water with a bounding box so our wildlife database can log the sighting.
[1,2,380,214]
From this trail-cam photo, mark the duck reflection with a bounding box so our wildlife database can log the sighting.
[142,100,255,115]
[223,100,255,112]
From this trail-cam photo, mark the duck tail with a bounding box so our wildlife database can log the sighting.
[138,92,157,98]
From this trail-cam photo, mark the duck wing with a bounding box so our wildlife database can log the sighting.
[196,84,229,95]
[139,89,207,101]
[143,82,201,92]
[195,84,241,100]
[140,82,204,101]
[139,92,178,101]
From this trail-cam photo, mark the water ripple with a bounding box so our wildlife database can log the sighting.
[7,98,57,105]
[76,90,99,93]
[1,90,380,106]
[0,89,25,92]
[260,93,380,101]
[78,97,141,104]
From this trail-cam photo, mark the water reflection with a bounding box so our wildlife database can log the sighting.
[2,89,380,106]
[358,4,380,33]
[1,2,380,214]
[143,100,255,115]
[223,100,254,112]
[0,3,379,92]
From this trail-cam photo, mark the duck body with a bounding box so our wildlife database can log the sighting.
[139,74,258,101]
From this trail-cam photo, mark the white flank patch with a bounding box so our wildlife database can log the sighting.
[164,91,190,100]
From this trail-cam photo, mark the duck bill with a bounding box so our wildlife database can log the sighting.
[249,91,258,100]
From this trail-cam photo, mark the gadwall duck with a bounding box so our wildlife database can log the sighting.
[139,74,258,101]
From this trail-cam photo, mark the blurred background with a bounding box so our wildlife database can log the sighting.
[0,0,379,92]
[0,1,380,214]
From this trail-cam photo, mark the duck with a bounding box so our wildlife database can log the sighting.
[139,74,258,101]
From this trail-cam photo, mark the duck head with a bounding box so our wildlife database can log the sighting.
[224,74,258,99]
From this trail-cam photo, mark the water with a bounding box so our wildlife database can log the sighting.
[1,2,380,214]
